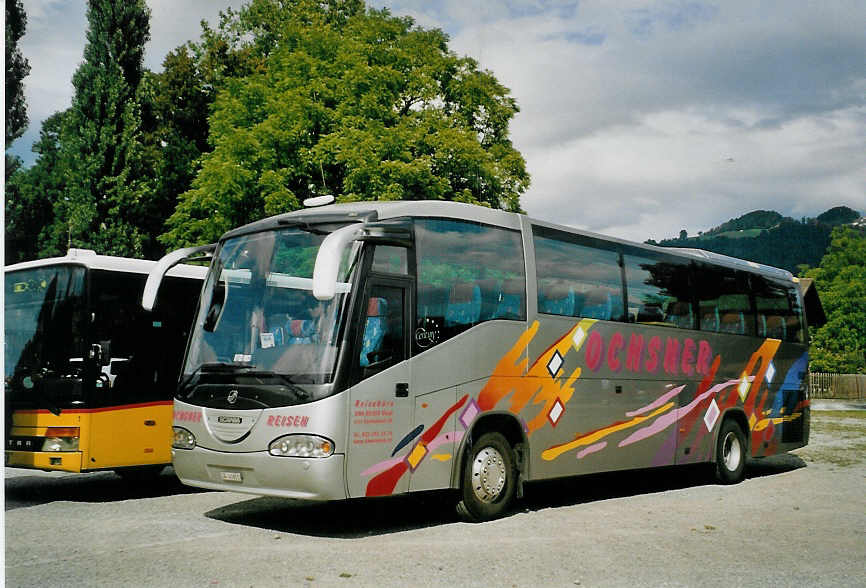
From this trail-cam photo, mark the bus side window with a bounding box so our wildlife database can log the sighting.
[414,219,525,354]
[754,276,803,343]
[695,265,755,336]
[359,285,405,376]
[622,251,693,329]
[533,228,623,321]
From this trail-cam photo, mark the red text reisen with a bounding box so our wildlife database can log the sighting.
[174,410,202,423]
[266,415,310,428]
[583,331,713,376]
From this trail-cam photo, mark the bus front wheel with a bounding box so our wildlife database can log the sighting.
[714,419,747,484]
[456,432,517,522]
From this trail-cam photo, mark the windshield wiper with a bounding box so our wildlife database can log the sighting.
[178,362,256,391]
[198,362,258,373]
[180,365,310,401]
[239,371,311,401]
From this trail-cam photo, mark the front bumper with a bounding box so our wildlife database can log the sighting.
[5,450,83,472]
[172,445,347,501]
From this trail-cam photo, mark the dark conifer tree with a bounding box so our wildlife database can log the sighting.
[54,0,155,257]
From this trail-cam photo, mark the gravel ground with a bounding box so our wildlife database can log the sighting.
[4,405,865,588]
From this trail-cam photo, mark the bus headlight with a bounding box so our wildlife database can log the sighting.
[172,427,196,450]
[41,427,80,452]
[269,434,334,458]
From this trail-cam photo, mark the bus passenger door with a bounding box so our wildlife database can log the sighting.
[345,280,413,498]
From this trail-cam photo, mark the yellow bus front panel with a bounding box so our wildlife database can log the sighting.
[6,411,88,472]
[5,401,172,472]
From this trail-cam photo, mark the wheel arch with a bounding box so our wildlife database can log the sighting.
[451,411,528,490]
[712,408,750,462]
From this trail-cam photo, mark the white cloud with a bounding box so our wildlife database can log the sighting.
[406,0,866,240]
[11,0,866,244]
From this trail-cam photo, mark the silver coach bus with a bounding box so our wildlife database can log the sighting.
[146,201,813,521]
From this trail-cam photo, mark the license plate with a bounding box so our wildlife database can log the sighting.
[221,471,243,482]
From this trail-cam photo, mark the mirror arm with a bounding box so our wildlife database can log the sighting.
[313,224,365,301]
[142,243,216,311]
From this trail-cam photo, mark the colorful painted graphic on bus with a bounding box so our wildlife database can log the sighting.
[362,319,807,496]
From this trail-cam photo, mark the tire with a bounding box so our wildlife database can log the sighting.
[714,419,747,484]
[456,432,517,522]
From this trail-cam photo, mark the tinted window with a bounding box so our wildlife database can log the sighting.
[415,219,526,352]
[533,229,624,321]
[693,265,755,336]
[754,276,804,343]
[371,245,408,275]
[358,284,405,376]
[91,271,201,404]
[624,253,694,329]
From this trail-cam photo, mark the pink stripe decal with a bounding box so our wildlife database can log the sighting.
[577,441,607,459]
[425,430,465,453]
[360,455,405,478]
[361,431,465,478]
[618,379,742,448]
[625,385,686,417]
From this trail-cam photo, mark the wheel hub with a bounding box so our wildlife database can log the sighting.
[471,446,507,503]
[722,431,742,472]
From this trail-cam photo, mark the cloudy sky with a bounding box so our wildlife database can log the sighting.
[10,0,866,242]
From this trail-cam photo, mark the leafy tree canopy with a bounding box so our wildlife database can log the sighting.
[803,227,866,373]
[161,0,529,247]
[5,0,30,150]
[705,210,788,236]
[815,205,861,225]
[5,111,68,263]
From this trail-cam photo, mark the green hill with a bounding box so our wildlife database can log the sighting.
[704,210,790,236]
[649,206,863,273]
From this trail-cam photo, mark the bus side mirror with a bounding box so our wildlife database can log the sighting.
[89,342,111,367]
[312,222,413,301]
[313,224,365,301]
[142,244,216,312]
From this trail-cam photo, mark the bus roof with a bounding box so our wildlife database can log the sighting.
[223,200,796,284]
[4,249,207,280]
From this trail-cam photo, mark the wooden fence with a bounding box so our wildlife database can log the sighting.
[809,372,866,399]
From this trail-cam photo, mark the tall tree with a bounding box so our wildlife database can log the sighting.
[5,0,30,152]
[803,227,866,373]
[52,0,155,258]
[161,0,529,248]
[5,111,69,263]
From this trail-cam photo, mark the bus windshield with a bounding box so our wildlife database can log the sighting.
[4,266,88,407]
[182,226,357,396]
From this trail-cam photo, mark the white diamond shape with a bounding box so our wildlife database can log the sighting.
[572,326,586,349]
[765,362,776,384]
[738,377,751,402]
[704,398,720,432]
[548,398,564,426]
[547,350,564,378]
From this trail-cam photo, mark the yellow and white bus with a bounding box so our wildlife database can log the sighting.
[4,249,205,479]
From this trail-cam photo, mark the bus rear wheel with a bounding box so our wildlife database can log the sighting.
[456,432,517,522]
[714,419,747,484]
